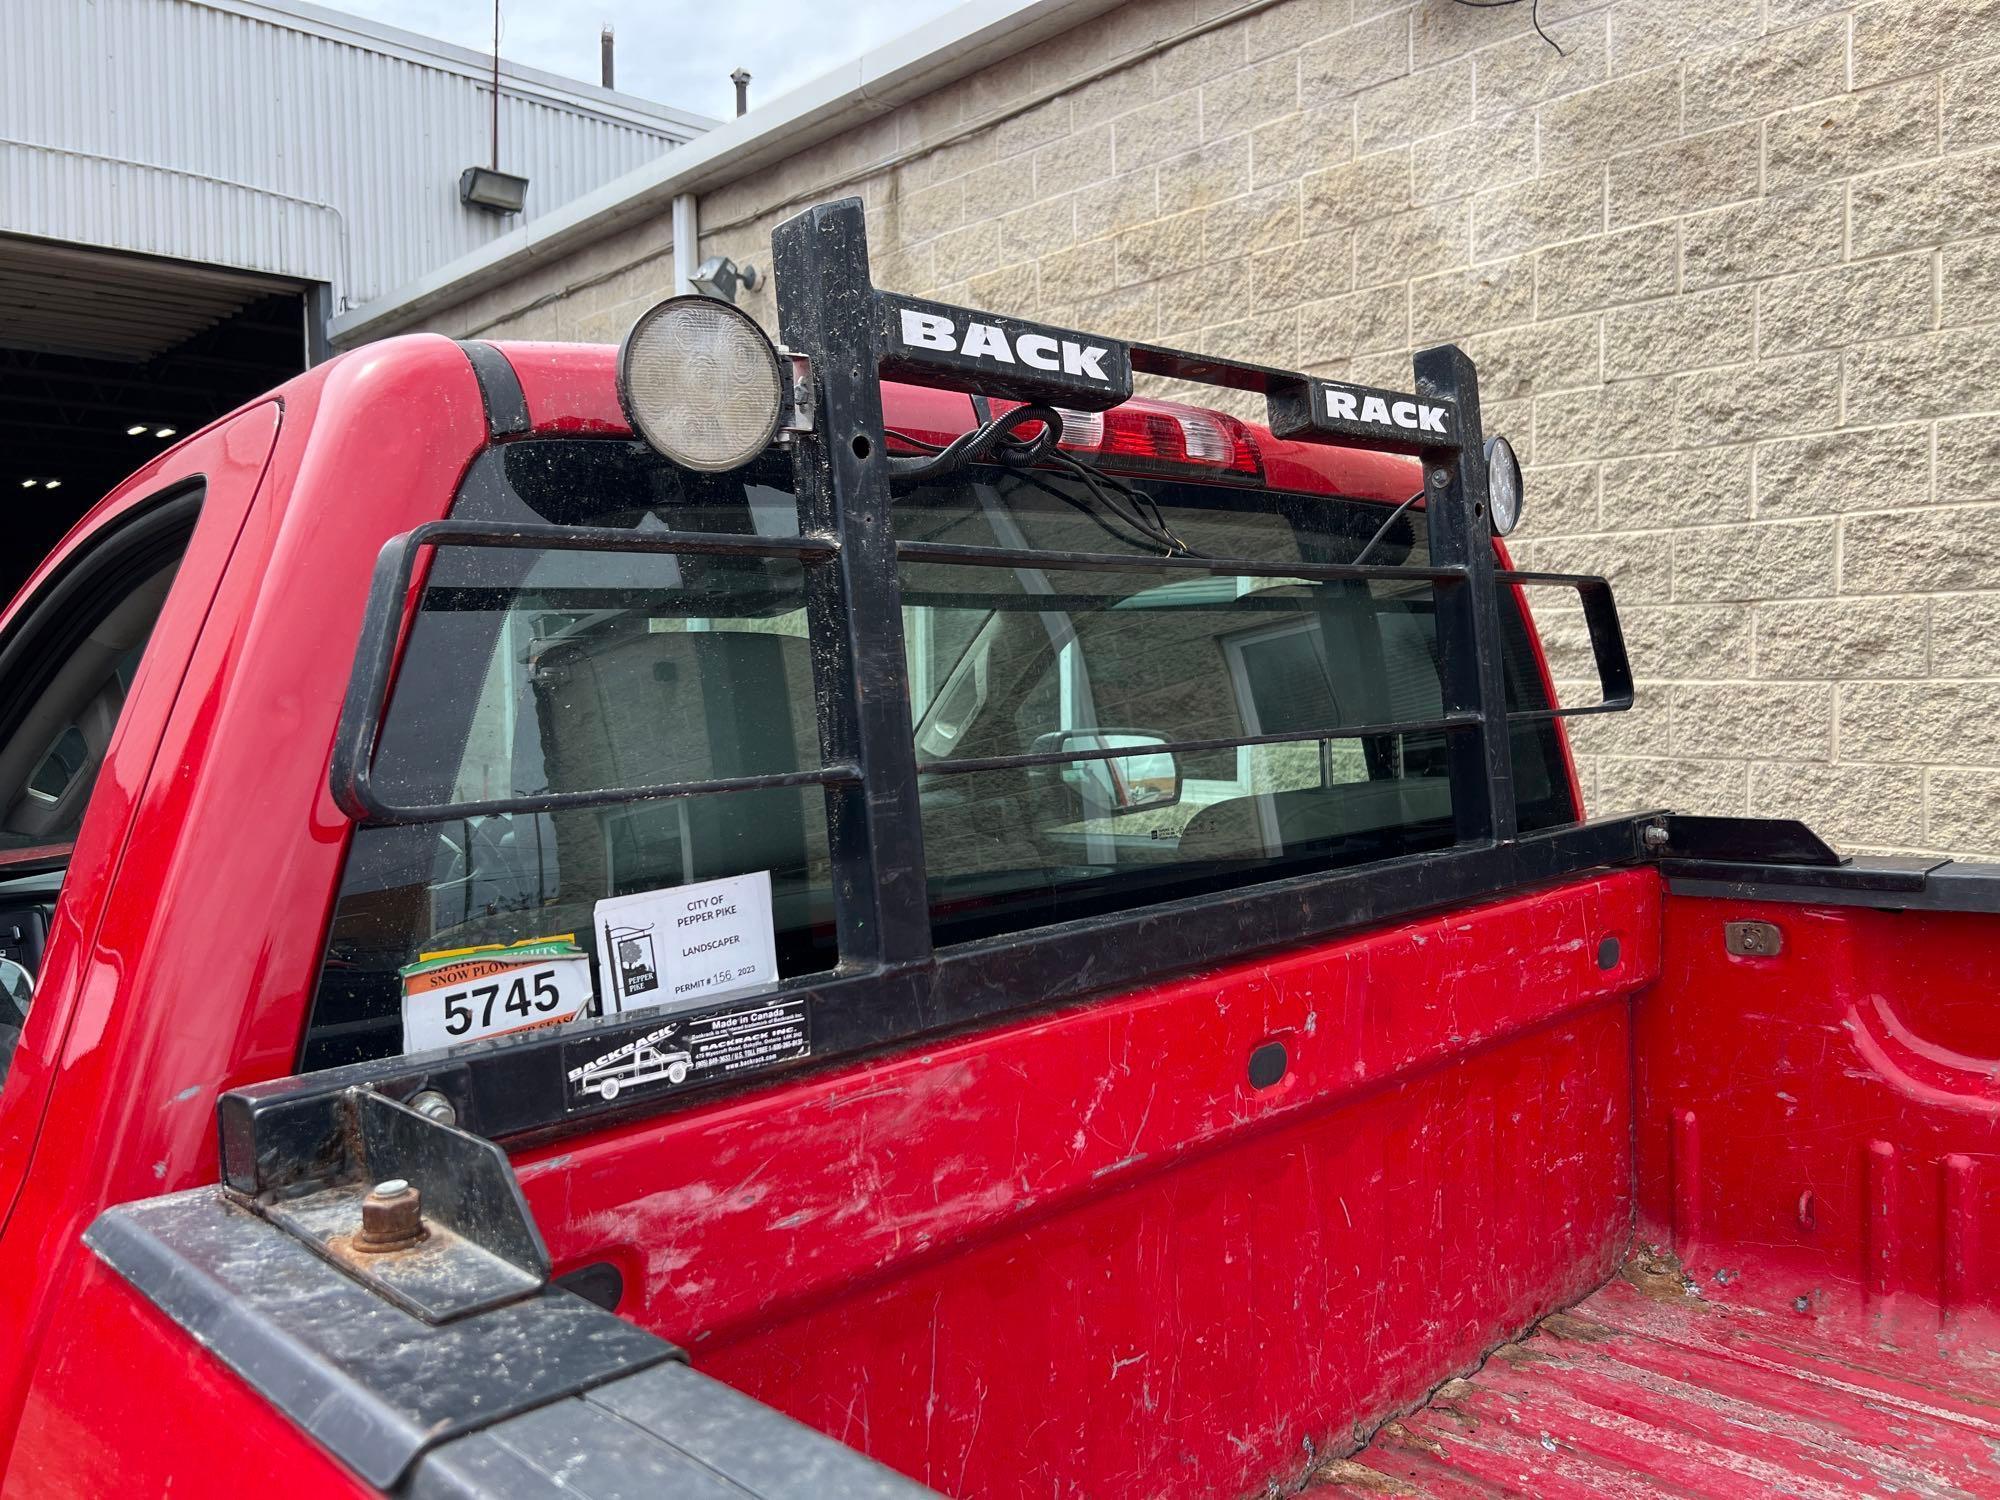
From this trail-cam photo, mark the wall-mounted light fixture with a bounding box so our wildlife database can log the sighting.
[690,255,762,304]
[460,165,530,214]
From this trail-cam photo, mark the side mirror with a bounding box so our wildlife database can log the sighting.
[1034,730,1181,817]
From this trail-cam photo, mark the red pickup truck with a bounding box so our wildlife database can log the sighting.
[2,196,1997,1499]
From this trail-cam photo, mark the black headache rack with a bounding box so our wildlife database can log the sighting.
[88,197,1940,1497]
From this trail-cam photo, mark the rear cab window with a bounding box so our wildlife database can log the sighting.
[302,437,1574,1071]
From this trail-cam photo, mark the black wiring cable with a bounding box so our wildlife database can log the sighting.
[885,414,1201,557]
[1447,0,1564,56]
[1352,491,1427,567]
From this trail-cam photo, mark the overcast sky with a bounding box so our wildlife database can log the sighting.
[334,0,962,119]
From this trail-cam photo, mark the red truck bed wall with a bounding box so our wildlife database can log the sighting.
[513,868,1660,1499]
[1636,895,2000,1357]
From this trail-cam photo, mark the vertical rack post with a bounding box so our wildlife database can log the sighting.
[1414,344,1517,844]
[770,199,935,971]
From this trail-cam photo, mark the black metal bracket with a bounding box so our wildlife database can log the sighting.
[220,1085,551,1323]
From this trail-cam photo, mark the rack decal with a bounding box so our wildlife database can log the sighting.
[1266,378,1460,453]
[563,995,811,1106]
[875,292,1134,409]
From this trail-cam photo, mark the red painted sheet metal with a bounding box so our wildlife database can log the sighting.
[1323,1269,2000,1498]
[1635,897,2000,1346]
[515,869,1660,1498]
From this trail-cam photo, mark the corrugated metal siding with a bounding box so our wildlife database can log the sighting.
[1,0,703,309]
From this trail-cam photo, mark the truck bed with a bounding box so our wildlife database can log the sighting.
[1319,1257,2000,1499]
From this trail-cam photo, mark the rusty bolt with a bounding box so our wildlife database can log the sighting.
[354,1178,427,1254]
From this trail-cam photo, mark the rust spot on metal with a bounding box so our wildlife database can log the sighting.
[1621,1245,1701,1302]
[1306,1458,1418,1493]
[1536,1311,1619,1344]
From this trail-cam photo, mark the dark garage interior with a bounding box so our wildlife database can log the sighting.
[1,235,312,601]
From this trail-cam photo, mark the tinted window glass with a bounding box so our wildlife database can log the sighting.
[302,440,1573,1070]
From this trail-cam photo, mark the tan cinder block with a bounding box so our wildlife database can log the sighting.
[1599,757,1749,817]
[1154,22,1247,96]
[1764,76,1940,192]
[1114,91,1202,171]
[1246,0,1348,63]
[1755,598,1928,678]
[1674,518,1836,601]
[1533,529,1675,603]
[1758,253,1936,357]
[1608,0,1760,78]
[1850,147,2000,258]
[1299,283,1409,355]
[1473,15,1611,120]
[1249,107,1354,190]
[1926,768,2000,850]
[1674,682,1834,760]
[1410,259,1536,341]
[1472,164,1605,260]
[997,195,1077,262]
[1938,415,2000,500]
[1674,352,1841,447]
[1354,201,1470,285]
[1512,460,1599,537]
[1353,60,1474,152]
[1035,122,1115,196]
[1066,64,1152,129]
[1750,762,1926,848]
[1682,186,1845,290]
[1617,603,1756,679]
[1202,184,1303,258]
[1301,11,1410,104]
[1562,684,1671,757]
[1203,307,1299,366]
[1602,444,1754,530]
[1846,326,2000,423]
[1943,57,2000,151]
[931,219,1002,285]
[1927,594,2000,677]
[1942,237,2000,325]
[1163,136,1257,212]
[1604,286,1755,379]
[1535,225,1676,316]
[1303,148,1411,233]
[1412,112,1534,204]
[1756,423,1932,518]
[1251,230,1354,309]
[1852,0,2000,89]
[1202,54,1301,139]
[1839,680,2000,763]
[1683,15,1847,131]
[967,260,1038,318]
[1608,124,1759,227]
[1842,506,2000,594]
[1538,67,1681,171]
[1074,166,1159,241]
[1533,377,1679,464]
[1114,208,1206,283]
[1457,313,1601,401]
[1413,0,1527,68]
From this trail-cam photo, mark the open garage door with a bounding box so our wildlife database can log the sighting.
[1,235,312,600]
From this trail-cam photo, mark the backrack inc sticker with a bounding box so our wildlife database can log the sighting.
[399,935,595,1055]
[591,871,777,1018]
[563,995,810,1107]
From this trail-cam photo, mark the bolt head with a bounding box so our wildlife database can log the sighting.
[409,1089,457,1127]
[355,1179,427,1253]
[1642,824,1670,851]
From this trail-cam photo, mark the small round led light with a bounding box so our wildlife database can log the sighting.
[617,295,784,472]
[1484,434,1523,537]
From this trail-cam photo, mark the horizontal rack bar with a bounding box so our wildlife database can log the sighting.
[347,764,863,828]
[406,519,838,562]
[896,540,1467,585]
[922,717,1479,777]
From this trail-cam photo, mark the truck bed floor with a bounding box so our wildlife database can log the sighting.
[1316,1268,2000,1498]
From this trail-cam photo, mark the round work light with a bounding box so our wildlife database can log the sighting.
[1483,434,1523,537]
[617,295,785,472]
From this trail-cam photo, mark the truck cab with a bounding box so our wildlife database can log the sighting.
[1,196,1997,1499]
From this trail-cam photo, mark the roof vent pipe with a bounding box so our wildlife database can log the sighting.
[731,68,751,117]
[600,26,614,89]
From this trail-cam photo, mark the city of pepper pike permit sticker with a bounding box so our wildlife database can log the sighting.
[399,934,596,1055]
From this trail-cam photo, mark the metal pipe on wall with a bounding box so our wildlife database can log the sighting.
[672,194,698,296]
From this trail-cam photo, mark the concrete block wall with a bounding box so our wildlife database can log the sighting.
[432,0,2000,858]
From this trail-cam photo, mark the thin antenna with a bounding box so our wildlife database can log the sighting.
[490,0,502,170]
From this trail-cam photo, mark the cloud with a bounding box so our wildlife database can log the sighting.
[337,0,961,119]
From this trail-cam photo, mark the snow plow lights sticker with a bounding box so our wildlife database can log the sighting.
[562,995,811,1108]
[876,292,1134,410]
[1266,377,1461,456]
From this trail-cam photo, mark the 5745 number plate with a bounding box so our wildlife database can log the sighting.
[400,938,595,1055]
